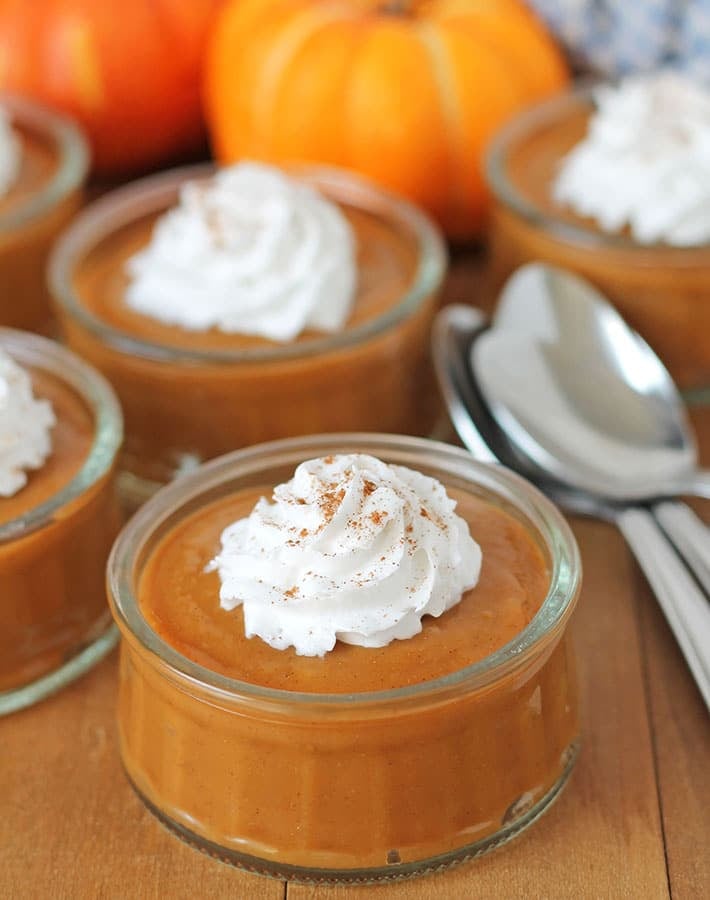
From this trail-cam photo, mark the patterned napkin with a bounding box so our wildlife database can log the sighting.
[527,0,710,81]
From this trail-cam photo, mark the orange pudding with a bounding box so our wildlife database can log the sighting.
[0,96,88,334]
[140,489,547,692]
[50,166,447,506]
[485,86,710,397]
[109,435,580,882]
[0,329,123,714]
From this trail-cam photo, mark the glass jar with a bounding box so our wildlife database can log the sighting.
[49,165,447,508]
[0,329,123,715]
[0,95,89,334]
[108,434,581,884]
[485,84,710,403]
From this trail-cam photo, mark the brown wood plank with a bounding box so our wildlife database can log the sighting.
[287,519,669,900]
[0,652,284,900]
[638,578,710,900]
[634,406,710,900]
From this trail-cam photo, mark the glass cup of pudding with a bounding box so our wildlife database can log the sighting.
[0,329,123,715]
[485,82,710,400]
[108,433,581,883]
[0,95,89,334]
[49,164,447,508]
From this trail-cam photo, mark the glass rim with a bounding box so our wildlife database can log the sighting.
[485,80,710,257]
[0,328,123,543]
[48,163,448,365]
[0,93,90,234]
[108,433,581,710]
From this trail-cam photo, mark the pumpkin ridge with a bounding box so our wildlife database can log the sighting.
[276,15,370,166]
[256,5,359,153]
[63,18,104,113]
[435,6,565,101]
[415,21,467,228]
[339,17,384,171]
[148,0,200,95]
[439,17,527,93]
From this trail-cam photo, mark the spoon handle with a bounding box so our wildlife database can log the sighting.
[617,508,710,712]
[653,501,710,596]
[673,469,710,500]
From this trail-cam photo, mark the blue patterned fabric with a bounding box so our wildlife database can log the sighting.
[526,0,710,81]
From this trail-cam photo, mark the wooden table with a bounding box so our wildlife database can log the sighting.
[2,256,709,899]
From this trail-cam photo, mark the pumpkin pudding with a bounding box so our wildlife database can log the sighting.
[50,164,446,506]
[108,435,580,881]
[485,75,710,397]
[0,96,88,334]
[0,329,122,715]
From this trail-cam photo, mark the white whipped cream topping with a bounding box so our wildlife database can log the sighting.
[0,107,20,200]
[125,162,357,341]
[554,72,710,246]
[0,350,55,498]
[211,454,482,657]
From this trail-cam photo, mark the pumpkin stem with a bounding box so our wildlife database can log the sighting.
[379,1,414,16]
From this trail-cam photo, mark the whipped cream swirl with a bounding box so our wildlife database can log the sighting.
[211,454,482,657]
[554,72,710,246]
[0,107,20,200]
[0,350,55,498]
[125,162,357,341]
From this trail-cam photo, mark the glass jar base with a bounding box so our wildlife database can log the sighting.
[117,446,205,513]
[126,738,579,885]
[117,414,456,515]
[118,469,170,514]
[682,385,710,408]
[0,623,119,716]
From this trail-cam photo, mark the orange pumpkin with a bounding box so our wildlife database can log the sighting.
[204,0,568,239]
[0,0,222,175]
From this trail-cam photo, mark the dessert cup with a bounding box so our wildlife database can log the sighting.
[0,95,89,334]
[49,165,447,508]
[108,434,581,883]
[485,84,710,402]
[0,329,123,715]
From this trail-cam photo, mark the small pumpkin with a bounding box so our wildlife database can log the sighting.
[205,0,568,239]
[0,0,222,175]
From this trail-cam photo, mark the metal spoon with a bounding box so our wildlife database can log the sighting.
[472,263,710,593]
[432,303,710,711]
[473,263,710,500]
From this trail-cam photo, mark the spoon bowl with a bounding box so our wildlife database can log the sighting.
[432,304,628,522]
[470,264,709,501]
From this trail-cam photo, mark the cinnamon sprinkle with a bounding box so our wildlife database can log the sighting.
[420,504,447,530]
[363,479,377,497]
[318,487,345,522]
